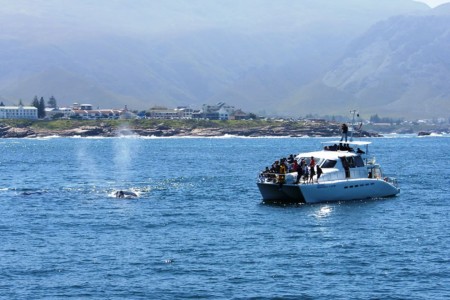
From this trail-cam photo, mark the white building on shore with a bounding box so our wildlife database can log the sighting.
[0,105,38,120]
[71,103,132,120]
[45,107,74,119]
[147,106,197,119]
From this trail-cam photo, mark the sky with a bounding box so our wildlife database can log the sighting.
[418,0,450,7]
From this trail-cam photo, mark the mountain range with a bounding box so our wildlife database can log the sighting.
[0,0,449,119]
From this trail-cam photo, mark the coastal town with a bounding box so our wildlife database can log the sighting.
[0,99,253,121]
[0,98,449,138]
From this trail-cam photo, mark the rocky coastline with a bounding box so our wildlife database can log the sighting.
[0,121,381,138]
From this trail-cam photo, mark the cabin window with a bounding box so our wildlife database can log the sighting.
[347,156,356,168]
[321,159,337,168]
[354,156,365,167]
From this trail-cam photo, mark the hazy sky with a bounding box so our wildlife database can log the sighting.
[418,0,450,7]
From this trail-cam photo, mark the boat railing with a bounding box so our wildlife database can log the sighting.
[257,172,298,184]
[260,172,328,183]
[383,177,399,187]
[259,169,369,184]
[258,167,380,184]
[366,156,376,165]
[258,172,279,183]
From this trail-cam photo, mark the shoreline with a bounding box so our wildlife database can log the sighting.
[2,119,447,138]
[0,120,381,138]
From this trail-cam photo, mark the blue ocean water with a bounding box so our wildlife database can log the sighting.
[0,135,449,299]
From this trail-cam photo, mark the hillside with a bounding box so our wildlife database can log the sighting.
[2,0,447,119]
[310,5,450,118]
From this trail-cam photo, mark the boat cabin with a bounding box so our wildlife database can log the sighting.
[289,141,383,183]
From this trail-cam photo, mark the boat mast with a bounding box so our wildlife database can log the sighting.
[349,110,358,142]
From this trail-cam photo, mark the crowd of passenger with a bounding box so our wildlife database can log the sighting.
[323,143,365,154]
[260,125,366,185]
[260,154,323,185]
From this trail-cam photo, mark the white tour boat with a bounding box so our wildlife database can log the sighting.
[257,114,400,204]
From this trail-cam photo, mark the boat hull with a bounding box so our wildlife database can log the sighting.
[257,182,306,204]
[257,178,400,204]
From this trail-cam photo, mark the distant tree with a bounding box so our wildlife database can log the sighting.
[0,101,4,106]
[38,97,46,118]
[52,112,65,119]
[137,110,147,118]
[47,95,57,108]
[248,113,258,120]
[31,96,39,108]
[18,99,24,106]
[305,113,317,119]
[369,114,402,125]
[370,114,381,123]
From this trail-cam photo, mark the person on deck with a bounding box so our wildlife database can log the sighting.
[291,160,298,173]
[316,165,323,183]
[340,123,348,142]
[310,156,316,168]
[309,164,315,183]
[278,163,286,187]
[295,159,304,184]
[303,164,309,184]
